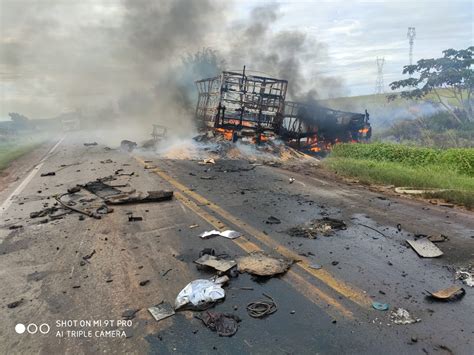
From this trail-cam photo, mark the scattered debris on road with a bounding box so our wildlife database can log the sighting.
[427,285,465,301]
[199,248,215,257]
[194,254,237,273]
[139,279,150,286]
[266,216,281,224]
[84,179,122,199]
[390,308,420,324]
[200,175,216,180]
[455,268,474,287]
[372,302,389,311]
[148,302,175,322]
[67,186,81,194]
[199,230,241,239]
[82,249,96,261]
[120,140,137,152]
[427,234,449,243]
[287,217,346,239]
[237,252,293,276]
[197,311,241,337]
[40,171,56,177]
[128,215,143,222]
[30,206,69,220]
[175,276,228,310]
[8,225,23,230]
[406,237,444,258]
[199,158,215,165]
[7,299,23,308]
[122,309,139,320]
[106,190,173,205]
[289,177,295,184]
[247,294,277,318]
[358,223,388,238]
[55,193,102,220]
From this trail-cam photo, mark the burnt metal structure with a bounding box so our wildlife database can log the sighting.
[280,101,371,149]
[195,67,288,138]
[195,68,371,150]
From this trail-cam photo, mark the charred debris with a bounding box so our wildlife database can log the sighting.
[195,67,371,154]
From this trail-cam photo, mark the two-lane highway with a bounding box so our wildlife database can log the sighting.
[1,134,473,354]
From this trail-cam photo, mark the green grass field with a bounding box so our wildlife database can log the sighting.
[325,143,474,209]
[0,139,45,171]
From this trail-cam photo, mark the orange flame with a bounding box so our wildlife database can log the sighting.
[215,128,234,140]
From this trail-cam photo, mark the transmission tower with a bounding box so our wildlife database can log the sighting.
[375,57,385,94]
[407,27,416,66]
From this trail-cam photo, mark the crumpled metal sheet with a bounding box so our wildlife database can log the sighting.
[406,238,443,258]
[148,302,175,322]
[194,254,237,272]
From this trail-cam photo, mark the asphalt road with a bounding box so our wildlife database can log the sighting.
[1,134,473,354]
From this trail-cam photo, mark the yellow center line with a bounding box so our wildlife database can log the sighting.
[175,191,353,319]
[135,156,372,309]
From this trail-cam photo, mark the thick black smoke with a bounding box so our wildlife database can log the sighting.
[226,4,346,100]
[0,0,346,139]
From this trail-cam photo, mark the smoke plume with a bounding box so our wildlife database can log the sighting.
[226,4,346,100]
[0,0,345,142]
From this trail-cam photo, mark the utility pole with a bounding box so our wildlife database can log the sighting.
[375,57,385,95]
[407,27,416,66]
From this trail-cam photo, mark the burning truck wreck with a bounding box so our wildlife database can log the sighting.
[194,68,371,153]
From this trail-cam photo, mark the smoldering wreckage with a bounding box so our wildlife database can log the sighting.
[115,68,372,157]
[5,68,472,343]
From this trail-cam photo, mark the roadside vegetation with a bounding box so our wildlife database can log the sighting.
[325,143,474,208]
[0,137,46,171]
[325,47,473,149]
[325,47,473,208]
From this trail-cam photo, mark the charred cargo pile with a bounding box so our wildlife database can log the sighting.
[195,68,371,153]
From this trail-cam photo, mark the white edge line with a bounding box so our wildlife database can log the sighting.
[0,137,65,215]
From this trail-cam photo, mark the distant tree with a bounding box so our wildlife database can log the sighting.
[182,48,226,80]
[389,47,473,124]
[8,112,31,129]
[162,48,226,111]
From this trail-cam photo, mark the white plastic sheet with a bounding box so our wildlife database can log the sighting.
[199,230,241,239]
[175,279,225,310]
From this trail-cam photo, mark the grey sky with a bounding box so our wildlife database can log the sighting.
[0,0,472,119]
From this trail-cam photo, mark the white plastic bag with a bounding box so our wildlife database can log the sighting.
[175,279,225,310]
[199,230,241,239]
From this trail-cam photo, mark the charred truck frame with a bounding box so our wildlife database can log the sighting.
[195,67,371,152]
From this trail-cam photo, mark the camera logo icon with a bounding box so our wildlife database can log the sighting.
[15,323,50,335]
